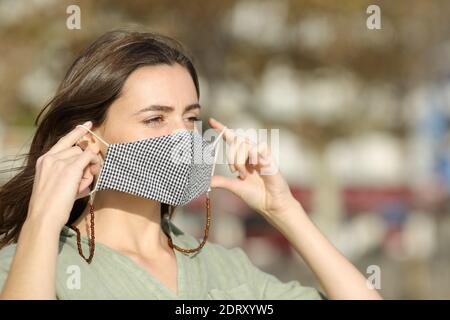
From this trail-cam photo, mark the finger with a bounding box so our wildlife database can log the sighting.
[235,141,250,179]
[52,145,84,160]
[226,139,237,173]
[227,134,247,173]
[71,149,100,171]
[245,161,256,175]
[248,144,260,167]
[248,143,271,168]
[257,142,273,166]
[209,118,254,175]
[208,118,236,145]
[254,143,279,177]
[48,121,93,154]
[210,175,242,195]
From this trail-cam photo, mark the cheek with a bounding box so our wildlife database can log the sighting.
[102,117,172,144]
[101,111,144,143]
[99,144,108,161]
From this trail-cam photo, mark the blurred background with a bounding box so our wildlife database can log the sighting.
[1,0,450,299]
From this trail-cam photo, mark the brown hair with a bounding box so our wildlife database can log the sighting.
[0,29,200,249]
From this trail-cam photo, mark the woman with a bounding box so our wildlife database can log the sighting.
[0,30,382,300]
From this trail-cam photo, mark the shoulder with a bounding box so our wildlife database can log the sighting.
[171,222,256,279]
[170,222,324,299]
[201,241,324,299]
[176,233,324,299]
[0,243,17,291]
[202,241,250,267]
[0,243,17,271]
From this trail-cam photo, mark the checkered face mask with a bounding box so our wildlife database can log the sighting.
[76,125,225,206]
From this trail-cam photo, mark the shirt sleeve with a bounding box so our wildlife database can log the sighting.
[231,246,326,300]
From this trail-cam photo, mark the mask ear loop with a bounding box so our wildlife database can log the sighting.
[168,127,227,254]
[75,124,109,205]
[208,127,227,192]
[70,124,109,264]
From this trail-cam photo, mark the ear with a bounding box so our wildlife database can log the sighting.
[76,129,103,157]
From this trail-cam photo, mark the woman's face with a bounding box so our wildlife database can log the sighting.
[94,63,200,156]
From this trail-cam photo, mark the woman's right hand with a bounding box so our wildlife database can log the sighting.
[26,121,101,232]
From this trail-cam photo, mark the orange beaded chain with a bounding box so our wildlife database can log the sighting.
[70,194,211,263]
[69,202,95,263]
[167,194,211,253]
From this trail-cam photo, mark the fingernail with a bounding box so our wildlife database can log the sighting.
[82,121,92,127]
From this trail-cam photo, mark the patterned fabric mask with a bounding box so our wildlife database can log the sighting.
[76,125,225,206]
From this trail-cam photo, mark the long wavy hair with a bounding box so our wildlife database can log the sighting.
[0,29,200,249]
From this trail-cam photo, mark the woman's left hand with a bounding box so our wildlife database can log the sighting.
[209,118,300,221]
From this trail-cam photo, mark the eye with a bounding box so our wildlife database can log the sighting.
[186,116,201,122]
[143,116,164,126]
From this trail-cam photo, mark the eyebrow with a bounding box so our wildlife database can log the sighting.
[133,103,201,116]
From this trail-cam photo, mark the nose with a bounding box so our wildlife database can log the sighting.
[169,117,191,135]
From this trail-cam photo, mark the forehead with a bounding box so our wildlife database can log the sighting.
[116,64,198,111]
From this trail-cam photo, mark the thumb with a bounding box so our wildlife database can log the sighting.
[210,175,241,195]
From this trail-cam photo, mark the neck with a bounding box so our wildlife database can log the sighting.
[73,190,172,257]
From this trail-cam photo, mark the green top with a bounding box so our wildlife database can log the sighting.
[0,218,323,300]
